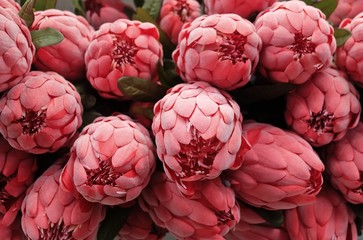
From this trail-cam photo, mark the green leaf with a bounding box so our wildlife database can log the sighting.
[34,0,57,11]
[120,0,137,11]
[97,206,131,240]
[142,0,162,20]
[118,76,167,102]
[30,27,64,49]
[302,0,338,18]
[19,0,36,28]
[252,206,284,227]
[158,60,183,88]
[72,0,86,16]
[334,28,351,47]
[81,111,102,128]
[131,105,155,120]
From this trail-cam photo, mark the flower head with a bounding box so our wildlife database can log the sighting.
[329,0,363,26]
[0,0,20,13]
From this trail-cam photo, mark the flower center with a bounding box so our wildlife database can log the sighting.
[215,210,235,224]
[290,33,315,59]
[353,171,363,194]
[111,35,138,69]
[305,109,334,134]
[17,109,47,135]
[173,0,191,22]
[85,160,121,186]
[84,0,102,14]
[39,220,74,240]
[217,31,248,64]
[0,173,15,213]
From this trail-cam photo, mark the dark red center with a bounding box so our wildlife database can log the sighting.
[39,220,74,240]
[17,109,47,135]
[290,33,316,59]
[218,31,248,64]
[305,109,334,134]
[85,160,121,186]
[173,0,191,22]
[111,35,138,69]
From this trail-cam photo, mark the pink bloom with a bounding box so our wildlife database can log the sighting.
[225,203,289,240]
[325,122,363,204]
[204,0,276,19]
[225,121,325,210]
[85,19,163,99]
[0,0,20,13]
[335,12,363,85]
[0,136,37,227]
[329,0,363,26]
[0,71,83,154]
[284,185,357,240]
[21,160,106,240]
[0,7,35,92]
[172,14,262,90]
[158,0,201,45]
[83,0,129,30]
[116,204,167,240]
[60,113,156,205]
[30,9,95,82]
[254,1,336,84]
[0,215,25,240]
[151,81,243,196]
[138,171,240,240]
[285,67,361,147]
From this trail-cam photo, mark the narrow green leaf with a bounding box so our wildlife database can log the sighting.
[118,76,167,102]
[30,27,64,49]
[302,0,338,18]
[120,0,137,11]
[97,206,131,240]
[21,0,28,6]
[142,0,162,20]
[19,0,35,28]
[72,0,86,16]
[334,28,351,47]
[158,60,183,88]
[34,0,57,11]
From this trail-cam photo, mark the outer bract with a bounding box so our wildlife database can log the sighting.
[0,136,37,227]
[225,203,289,240]
[152,81,243,196]
[60,114,156,205]
[0,7,35,92]
[254,1,336,84]
[138,171,240,240]
[116,204,167,240]
[158,0,201,45]
[325,122,363,204]
[225,121,324,210]
[31,9,95,82]
[0,0,20,12]
[284,185,357,240]
[336,12,363,85]
[173,14,262,90]
[0,216,25,240]
[21,160,106,240]
[0,71,83,154]
[285,67,361,147]
[204,0,276,19]
[329,0,363,26]
[83,0,129,29]
[85,19,163,99]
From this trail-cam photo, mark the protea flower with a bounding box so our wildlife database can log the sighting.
[335,12,363,85]
[284,185,357,240]
[21,160,106,240]
[0,136,37,227]
[0,0,20,13]
[224,121,325,210]
[254,1,336,84]
[172,13,262,90]
[158,0,201,45]
[84,19,163,99]
[325,122,363,204]
[285,67,361,147]
[151,81,243,196]
[83,0,129,29]
[0,71,83,154]
[204,0,276,19]
[329,0,363,26]
[30,9,94,82]
[138,171,240,240]
[60,113,156,205]
[0,6,35,92]
[0,215,25,240]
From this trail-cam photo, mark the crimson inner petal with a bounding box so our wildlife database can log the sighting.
[111,35,138,69]
[85,160,121,186]
[305,109,334,134]
[17,109,47,135]
[217,30,248,64]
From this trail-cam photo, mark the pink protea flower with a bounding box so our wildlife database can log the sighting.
[285,67,361,147]
[284,185,357,240]
[158,0,201,45]
[0,0,20,13]
[116,204,167,240]
[21,160,106,240]
[151,81,243,196]
[0,6,35,92]
[85,19,163,99]
[335,12,363,85]
[0,215,25,240]
[329,0,363,26]
[138,171,240,240]
[254,1,336,84]
[225,203,289,240]
[204,0,276,19]
[60,113,156,205]
[325,122,363,204]
[0,71,83,154]
[83,0,129,30]
[172,14,262,90]
[30,9,95,82]
[224,121,325,210]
